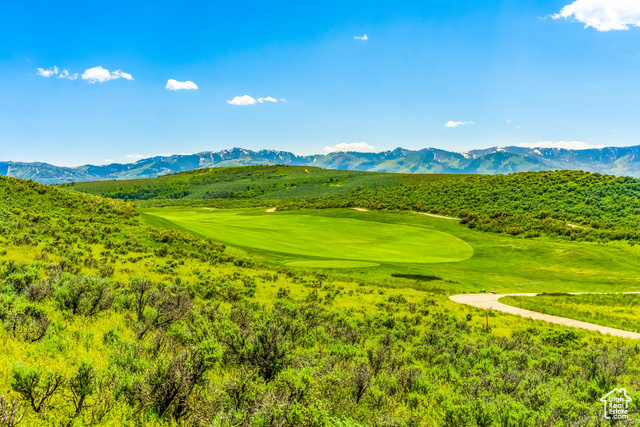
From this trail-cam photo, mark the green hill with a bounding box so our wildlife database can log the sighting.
[64,165,640,243]
[61,165,400,200]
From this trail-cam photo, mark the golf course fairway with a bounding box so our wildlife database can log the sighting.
[141,208,474,264]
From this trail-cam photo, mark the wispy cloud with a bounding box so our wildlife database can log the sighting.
[36,66,58,77]
[111,70,133,80]
[354,34,368,41]
[36,66,77,80]
[551,0,640,31]
[517,141,605,150]
[125,153,188,161]
[166,79,198,90]
[445,120,475,128]
[227,95,282,105]
[82,66,134,84]
[57,69,78,80]
[125,154,150,160]
[323,142,377,153]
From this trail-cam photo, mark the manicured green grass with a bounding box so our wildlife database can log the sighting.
[500,293,640,332]
[141,207,474,264]
[285,260,379,268]
[140,207,640,294]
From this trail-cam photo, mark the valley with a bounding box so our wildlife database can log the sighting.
[140,206,640,294]
[2,167,640,426]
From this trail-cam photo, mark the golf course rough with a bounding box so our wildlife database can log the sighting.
[142,208,474,264]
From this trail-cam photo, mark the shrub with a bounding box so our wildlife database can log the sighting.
[0,393,22,427]
[11,364,64,414]
[5,305,50,343]
[54,276,114,316]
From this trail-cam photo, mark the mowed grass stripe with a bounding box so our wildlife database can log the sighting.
[142,208,474,263]
[286,260,379,268]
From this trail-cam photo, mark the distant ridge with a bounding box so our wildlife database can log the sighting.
[3,145,640,184]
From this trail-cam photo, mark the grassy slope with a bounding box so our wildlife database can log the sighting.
[139,207,640,294]
[63,165,640,243]
[0,176,440,425]
[500,294,640,333]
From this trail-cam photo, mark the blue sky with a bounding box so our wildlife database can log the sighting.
[1,0,640,166]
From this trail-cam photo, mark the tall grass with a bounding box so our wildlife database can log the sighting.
[501,293,640,332]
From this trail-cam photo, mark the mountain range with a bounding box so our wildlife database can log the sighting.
[3,145,640,184]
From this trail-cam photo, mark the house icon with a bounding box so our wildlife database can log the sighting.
[600,388,632,420]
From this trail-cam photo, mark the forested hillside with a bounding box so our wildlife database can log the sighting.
[61,165,400,201]
[2,175,640,425]
[65,166,640,243]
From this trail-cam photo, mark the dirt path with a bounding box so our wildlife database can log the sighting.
[449,293,640,340]
[413,212,460,220]
[266,207,277,213]
[567,223,584,229]
[351,207,369,212]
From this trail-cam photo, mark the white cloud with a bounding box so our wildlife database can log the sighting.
[445,120,475,128]
[166,79,198,90]
[227,95,257,105]
[36,66,58,77]
[227,95,283,105]
[354,34,368,40]
[82,66,134,84]
[516,141,605,150]
[323,142,377,153]
[82,66,112,83]
[125,152,185,161]
[36,66,77,80]
[506,119,512,124]
[552,0,640,31]
[57,69,78,80]
[111,70,134,80]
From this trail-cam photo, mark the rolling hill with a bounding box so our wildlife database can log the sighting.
[64,165,640,244]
